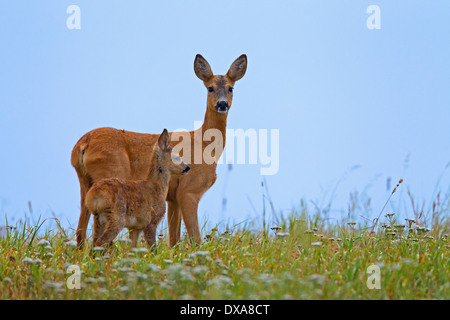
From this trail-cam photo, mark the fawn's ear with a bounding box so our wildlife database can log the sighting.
[194,54,213,82]
[157,129,171,152]
[227,54,247,81]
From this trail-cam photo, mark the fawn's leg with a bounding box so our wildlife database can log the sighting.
[91,213,108,256]
[167,200,181,247]
[92,214,102,247]
[144,208,165,252]
[129,229,141,249]
[144,224,157,252]
[95,213,124,249]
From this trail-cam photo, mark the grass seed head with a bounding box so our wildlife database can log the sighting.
[386,212,395,217]
[65,240,77,247]
[276,232,289,238]
[36,239,50,247]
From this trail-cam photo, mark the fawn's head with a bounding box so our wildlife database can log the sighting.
[154,129,190,176]
[194,54,247,115]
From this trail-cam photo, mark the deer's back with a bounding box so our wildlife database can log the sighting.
[72,127,158,183]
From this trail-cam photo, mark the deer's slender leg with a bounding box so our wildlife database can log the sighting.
[167,201,182,247]
[129,229,141,249]
[179,193,201,246]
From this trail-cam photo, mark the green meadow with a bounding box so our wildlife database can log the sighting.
[1,189,448,300]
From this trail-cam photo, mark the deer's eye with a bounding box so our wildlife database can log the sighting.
[228,87,234,93]
[208,87,214,93]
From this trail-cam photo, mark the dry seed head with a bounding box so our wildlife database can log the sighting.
[391,179,403,194]
[405,219,416,228]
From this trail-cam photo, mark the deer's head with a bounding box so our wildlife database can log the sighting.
[194,54,247,115]
[155,129,190,176]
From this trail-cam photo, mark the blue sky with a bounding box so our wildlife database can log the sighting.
[0,1,449,232]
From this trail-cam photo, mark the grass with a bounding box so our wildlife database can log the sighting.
[1,206,449,300]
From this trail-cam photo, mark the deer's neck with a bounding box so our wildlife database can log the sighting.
[201,107,228,142]
[196,108,228,164]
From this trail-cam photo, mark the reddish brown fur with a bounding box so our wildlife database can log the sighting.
[84,130,189,250]
[72,54,247,247]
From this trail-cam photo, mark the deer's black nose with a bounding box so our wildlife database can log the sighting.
[183,166,190,174]
[216,101,229,112]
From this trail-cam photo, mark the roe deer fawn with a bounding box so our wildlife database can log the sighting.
[85,129,190,250]
[72,54,247,248]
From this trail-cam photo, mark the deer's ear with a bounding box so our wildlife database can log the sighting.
[194,54,213,82]
[227,54,247,81]
[157,129,171,152]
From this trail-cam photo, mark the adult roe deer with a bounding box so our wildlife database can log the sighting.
[85,129,190,250]
[71,54,247,247]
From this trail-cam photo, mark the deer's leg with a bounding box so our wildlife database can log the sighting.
[179,193,201,246]
[92,214,102,247]
[145,207,166,252]
[91,213,108,255]
[95,213,124,249]
[167,200,182,247]
[129,229,141,249]
[76,175,92,248]
[144,223,158,253]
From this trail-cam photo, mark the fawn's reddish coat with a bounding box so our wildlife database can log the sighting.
[85,129,190,249]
